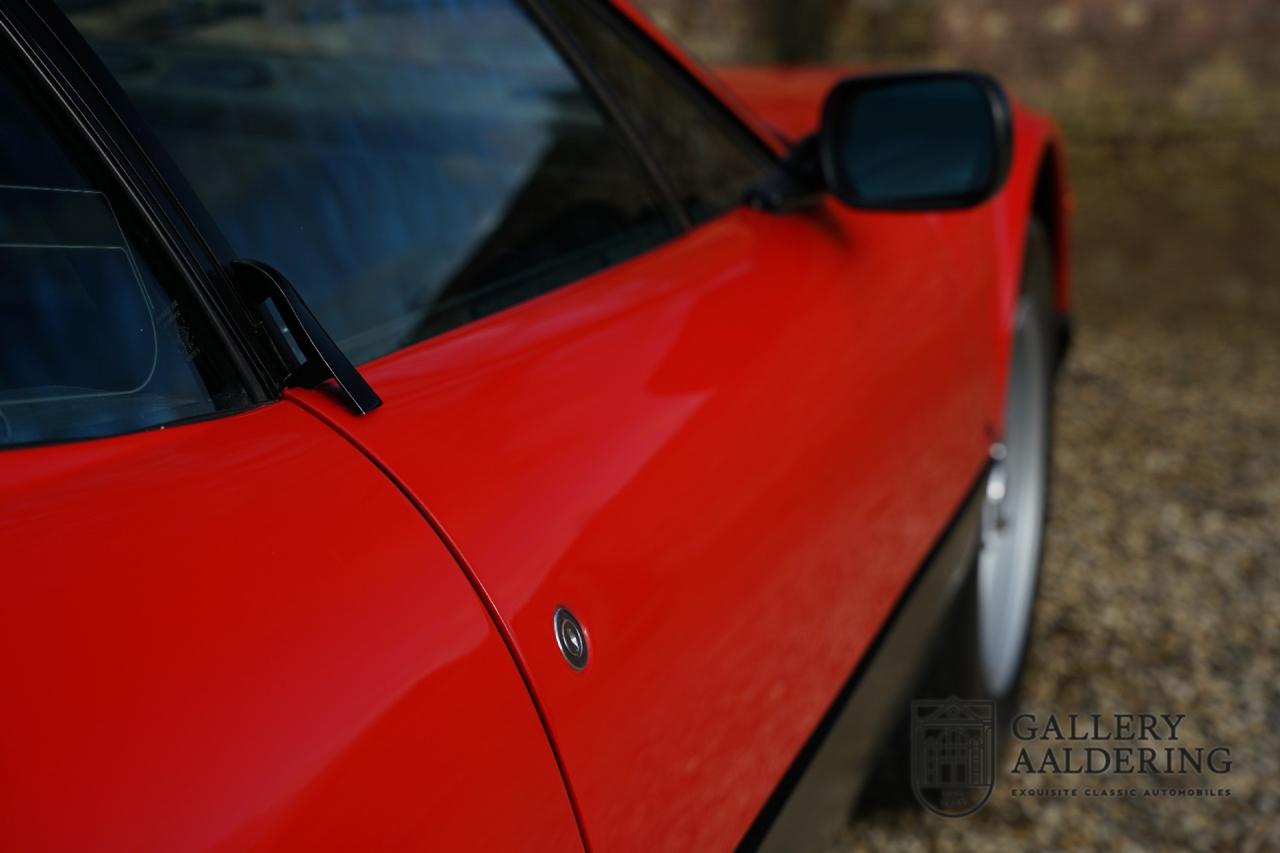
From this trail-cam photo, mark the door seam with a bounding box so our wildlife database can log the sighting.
[283,392,592,852]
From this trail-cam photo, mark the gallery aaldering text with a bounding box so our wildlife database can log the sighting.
[1009,714,1232,775]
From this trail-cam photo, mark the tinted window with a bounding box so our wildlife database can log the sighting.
[0,74,248,448]
[63,0,676,364]
[546,0,775,224]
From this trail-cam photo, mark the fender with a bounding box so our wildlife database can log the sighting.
[682,61,1074,434]
[741,466,989,851]
[990,107,1073,402]
[997,107,1072,320]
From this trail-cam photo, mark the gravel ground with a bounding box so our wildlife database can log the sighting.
[835,138,1280,851]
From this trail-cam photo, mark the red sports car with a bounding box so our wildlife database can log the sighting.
[0,0,1070,849]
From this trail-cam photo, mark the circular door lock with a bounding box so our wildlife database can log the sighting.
[554,607,588,671]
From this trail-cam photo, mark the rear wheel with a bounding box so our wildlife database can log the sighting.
[973,219,1054,700]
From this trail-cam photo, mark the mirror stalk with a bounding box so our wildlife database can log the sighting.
[745,134,826,213]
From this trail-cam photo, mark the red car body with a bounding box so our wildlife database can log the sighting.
[0,1,1070,850]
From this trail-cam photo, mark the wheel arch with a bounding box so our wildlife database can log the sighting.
[988,107,1071,428]
[1031,135,1072,320]
[998,107,1071,323]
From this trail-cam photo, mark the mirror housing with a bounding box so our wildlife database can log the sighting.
[818,71,1013,211]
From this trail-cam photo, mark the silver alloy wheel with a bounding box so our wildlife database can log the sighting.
[976,295,1050,696]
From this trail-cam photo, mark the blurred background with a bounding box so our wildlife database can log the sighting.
[633,1,1280,849]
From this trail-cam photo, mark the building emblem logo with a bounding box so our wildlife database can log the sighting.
[910,697,996,817]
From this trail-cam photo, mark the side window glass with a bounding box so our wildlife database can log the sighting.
[0,73,248,448]
[546,0,776,224]
[62,0,677,363]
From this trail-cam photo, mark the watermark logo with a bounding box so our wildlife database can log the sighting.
[910,697,996,817]
[906,700,1233,814]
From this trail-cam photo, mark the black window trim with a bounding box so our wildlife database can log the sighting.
[532,0,784,187]
[1,0,277,404]
[521,0,693,234]
[16,0,309,394]
[10,0,768,386]
[21,0,701,368]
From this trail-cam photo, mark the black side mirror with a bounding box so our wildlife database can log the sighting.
[818,71,1013,211]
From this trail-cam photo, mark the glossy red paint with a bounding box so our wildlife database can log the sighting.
[284,46,1072,851]
[0,403,580,852]
[713,63,1072,319]
[715,62,1072,419]
[292,187,1001,849]
[714,65,864,141]
[1,4,1073,849]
